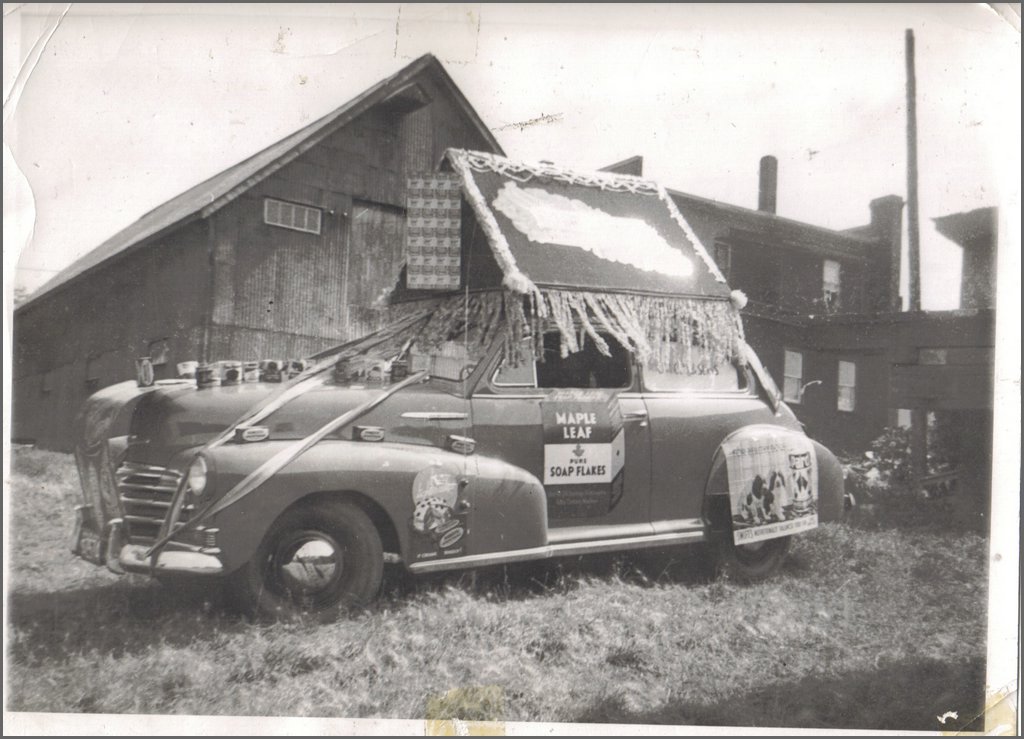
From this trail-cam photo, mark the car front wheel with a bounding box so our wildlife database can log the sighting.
[226,500,384,621]
[714,535,791,583]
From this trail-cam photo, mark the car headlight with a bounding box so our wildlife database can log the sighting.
[187,455,208,497]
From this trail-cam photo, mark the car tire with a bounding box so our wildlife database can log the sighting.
[714,535,791,583]
[226,500,384,622]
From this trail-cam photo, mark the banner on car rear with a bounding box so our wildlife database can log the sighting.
[722,431,818,545]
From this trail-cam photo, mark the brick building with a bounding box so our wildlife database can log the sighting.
[670,157,908,455]
[605,156,995,460]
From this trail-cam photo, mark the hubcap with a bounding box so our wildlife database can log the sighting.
[273,530,344,601]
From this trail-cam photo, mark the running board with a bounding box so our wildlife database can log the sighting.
[407,528,706,574]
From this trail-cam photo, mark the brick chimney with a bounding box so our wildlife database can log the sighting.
[758,156,778,214]
[869,195,904,312]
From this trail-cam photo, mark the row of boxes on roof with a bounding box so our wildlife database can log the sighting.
[134,357,308,389]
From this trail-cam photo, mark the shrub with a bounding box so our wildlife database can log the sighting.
[868,426,913,485]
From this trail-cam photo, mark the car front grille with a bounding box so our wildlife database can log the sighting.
[116,462,187,544]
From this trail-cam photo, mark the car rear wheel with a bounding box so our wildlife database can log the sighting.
[714,535,791,583]
[226,500,384,621]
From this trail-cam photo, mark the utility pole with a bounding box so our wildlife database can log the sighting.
[905,28,922,312]
[906,28,927,495]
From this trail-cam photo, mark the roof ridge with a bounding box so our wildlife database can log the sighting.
[668,187,880,244]
[18,54,499,313]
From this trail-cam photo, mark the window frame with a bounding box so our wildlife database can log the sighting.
[822,258,841,309]
[783,349,803,404]
[713,242,732,281]
[263,197,323,236]
[491,354,540,388]
[837,359,857,412]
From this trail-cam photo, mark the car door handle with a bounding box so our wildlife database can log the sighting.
[400,412,469,421]
[623,409,648,426]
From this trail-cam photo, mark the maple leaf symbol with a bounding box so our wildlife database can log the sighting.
[573,444,585,458]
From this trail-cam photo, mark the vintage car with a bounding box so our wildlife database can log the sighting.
[70,151,846,620]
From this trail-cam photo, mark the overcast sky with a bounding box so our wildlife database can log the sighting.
[4,3,1021,309]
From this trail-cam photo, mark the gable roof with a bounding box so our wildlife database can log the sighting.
[933,206,997,250]
[669,189,879,261]
[18,54,502,313]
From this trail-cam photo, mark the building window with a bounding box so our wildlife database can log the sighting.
[263,198,322,235]
[783,349,803,403]
[837,360,856,412]
[823,259,841,310]
[713,242,731,280]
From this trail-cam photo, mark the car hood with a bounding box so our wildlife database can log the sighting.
[125,381,390,466]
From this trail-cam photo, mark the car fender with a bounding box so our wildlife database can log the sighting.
[197,440,548,573]
[702,425,845,534]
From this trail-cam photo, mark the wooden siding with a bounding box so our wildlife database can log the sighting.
[346,201,407,333]
[13,221,211,448]
[210,188,350,351]
[208,74,495,357]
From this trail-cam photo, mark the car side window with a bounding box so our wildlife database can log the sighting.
[492,332,632,390]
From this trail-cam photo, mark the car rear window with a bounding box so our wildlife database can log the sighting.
[642,360,748,392]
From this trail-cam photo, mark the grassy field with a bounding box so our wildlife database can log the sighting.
[5,446,990,731]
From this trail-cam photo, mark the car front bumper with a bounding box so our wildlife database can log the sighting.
[71,506,224,576]
[116,543,224,575]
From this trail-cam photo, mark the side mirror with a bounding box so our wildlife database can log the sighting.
[800,379,823,400]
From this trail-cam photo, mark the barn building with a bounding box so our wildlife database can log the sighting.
[13,55,502,450]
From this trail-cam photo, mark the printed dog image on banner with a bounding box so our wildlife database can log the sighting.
[722,432,819,545]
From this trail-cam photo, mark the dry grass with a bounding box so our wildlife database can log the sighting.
[5,447,989,731]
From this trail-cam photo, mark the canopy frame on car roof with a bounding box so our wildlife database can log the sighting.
[391,149,745,375]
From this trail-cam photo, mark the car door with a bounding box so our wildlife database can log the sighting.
[640,357,778,525]
[470,332,653,538]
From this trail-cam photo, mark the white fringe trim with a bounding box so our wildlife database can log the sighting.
[449,149,661,194]
[658,186,728,284]
[446,149,540,299]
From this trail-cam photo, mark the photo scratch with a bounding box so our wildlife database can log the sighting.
[492,112,564,132]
